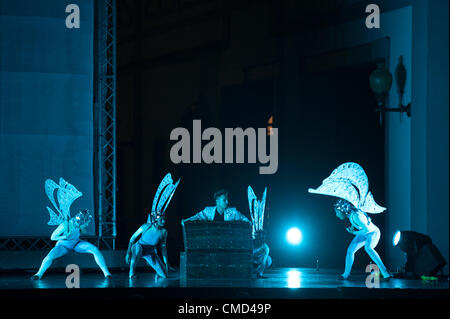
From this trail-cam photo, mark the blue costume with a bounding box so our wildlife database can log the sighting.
[309,163,391,279]
[127,173,180,278]
[32,178,111,279]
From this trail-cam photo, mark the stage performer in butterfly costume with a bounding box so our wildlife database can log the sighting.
[126,173,180,279]
[309,163,392,280]
[31,178,112,280]
[248,186,272,278]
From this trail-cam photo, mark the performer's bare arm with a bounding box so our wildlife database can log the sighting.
[235,212,251,223]
[50,223,69,241]
[78,215,92,234]
[182,210,208,224]
[346,212,370,235]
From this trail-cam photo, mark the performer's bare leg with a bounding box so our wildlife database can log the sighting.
[364,231,390,278]
[256,244,271,277]
[73,241,111,278]
[32,245,70,279]
[129,243,142,278]
[143,253,167,278]
[341,235,365,279]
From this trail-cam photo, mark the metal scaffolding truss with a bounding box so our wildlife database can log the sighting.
[0,238,53,251]
[0,237,99,251]
[95,0,117,250]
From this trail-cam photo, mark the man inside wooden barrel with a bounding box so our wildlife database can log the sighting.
[182,190,250,223]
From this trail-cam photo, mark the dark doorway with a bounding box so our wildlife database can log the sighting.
[269,53,386,268]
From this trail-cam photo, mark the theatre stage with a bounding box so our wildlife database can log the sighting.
[0,267,447,300]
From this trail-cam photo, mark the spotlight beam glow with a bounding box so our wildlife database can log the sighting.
[286,227,302,245]
[287,270,302,288]
[393,230,401,246]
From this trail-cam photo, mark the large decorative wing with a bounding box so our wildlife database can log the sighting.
[308,162,385,214]
[247,186,268,233]
[46,207,64,226]
[56,179,82,220]
[45,179,61,215]
[44,178,82,226]
[308,179,361,209]
[159,178,180,214]
[260,187,267,231]
[323,163,369,205]
[360,191,386,214]
[152,173,172,213]
[248,186,257,233]
[149,173,180,222]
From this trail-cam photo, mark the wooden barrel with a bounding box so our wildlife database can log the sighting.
[181,221,252,279]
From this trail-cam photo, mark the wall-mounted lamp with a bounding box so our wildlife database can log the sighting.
[369,57,411,124]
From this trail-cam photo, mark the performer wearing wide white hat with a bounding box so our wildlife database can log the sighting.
[309,162,392,280]
[126,173,180,279]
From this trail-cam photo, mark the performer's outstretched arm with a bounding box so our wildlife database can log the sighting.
[182,209,208,224]
[235,212,250,223]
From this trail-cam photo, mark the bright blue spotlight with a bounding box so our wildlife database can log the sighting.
[287,270,302,288]
[286,227,302,245]
[393,230,401,246]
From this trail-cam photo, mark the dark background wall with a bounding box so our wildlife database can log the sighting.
[115,0,448,271]
[0,0,446,274]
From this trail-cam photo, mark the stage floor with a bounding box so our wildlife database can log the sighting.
[0,268,448,300]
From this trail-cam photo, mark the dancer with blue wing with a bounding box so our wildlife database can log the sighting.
[309,163,392,280]
[32,178,111,280]
[248,186,272,278]
[126,173,180,279]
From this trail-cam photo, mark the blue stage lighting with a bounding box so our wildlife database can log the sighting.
[392,230,446,276]
[393,230,401,246]
[287,269,301,288]
[286,227,302,245]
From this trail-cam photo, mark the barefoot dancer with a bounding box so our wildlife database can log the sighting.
[32,178,111,279]
[309,163,392,280]
[126,173,180,278]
